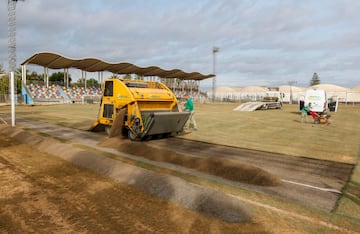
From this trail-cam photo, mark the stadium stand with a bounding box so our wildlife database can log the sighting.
[27,84,67,100]
[25,84,207,104]
[86,87,102,96]
[26,84,102,103]
[62,86,86,99]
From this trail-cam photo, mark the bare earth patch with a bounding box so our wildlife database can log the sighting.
[0,133,264,233]
[0,127,264,233]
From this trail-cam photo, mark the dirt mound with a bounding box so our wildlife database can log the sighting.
[99,138,280,186]
[0,126,253,223]
[0,134,14,147]
[0,133,262,232]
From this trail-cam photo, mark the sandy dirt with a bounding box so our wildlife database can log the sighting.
[0,116,355,233]
[0,133,264,233]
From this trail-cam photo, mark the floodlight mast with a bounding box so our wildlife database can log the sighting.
[8,0,18,73]
[8,0,24,95]
[212,47,219,102]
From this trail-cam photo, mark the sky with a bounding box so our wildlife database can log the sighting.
[1,0,360,90]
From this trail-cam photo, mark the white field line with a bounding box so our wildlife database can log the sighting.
[228,193,356,233]
[281,179,342,194]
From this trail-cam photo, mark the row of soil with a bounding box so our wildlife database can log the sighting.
[98,137,281,187]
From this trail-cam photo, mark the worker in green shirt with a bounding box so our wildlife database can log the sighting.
[301,102,312,123]
[183,93,198,130]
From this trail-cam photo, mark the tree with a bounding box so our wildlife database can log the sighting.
[0,73,9,98]
[16,68,43,84]
[72,77,100,88]
[74,78,86,87]
[111,73,119,78]
[14,67,23,94]
[134,74,144,80]
[0,66,30,95]
[123,74,132,80]
[86,78,99,88]
[310,72,320,86]
[49,72,72,85]
[27,71,44,84]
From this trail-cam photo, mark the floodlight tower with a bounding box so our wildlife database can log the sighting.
[8,0,23,73]
[212,47,219,102]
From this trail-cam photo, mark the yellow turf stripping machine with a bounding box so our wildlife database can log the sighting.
[90,78,190,140]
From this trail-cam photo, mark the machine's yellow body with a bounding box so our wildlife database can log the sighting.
[91,78,190,140]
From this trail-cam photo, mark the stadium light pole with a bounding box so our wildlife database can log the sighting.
[8,0,25,100]
[212,47,219,102]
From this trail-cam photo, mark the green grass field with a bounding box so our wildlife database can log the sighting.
[190,103,360,164]
[4,103,359,163]
[0,102,359,231]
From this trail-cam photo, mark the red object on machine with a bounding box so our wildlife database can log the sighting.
[308,110,320,119]
[308,110,330,124]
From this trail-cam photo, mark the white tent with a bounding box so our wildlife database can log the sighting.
[208,83,360,103]
[237,86,268,101]
[279,85,306,103]
[352,85,360,91]
[212,87,240,101]
[311,84,351,102]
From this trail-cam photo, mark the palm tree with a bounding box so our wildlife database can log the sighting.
[310,72,320,86]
